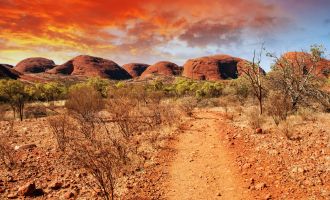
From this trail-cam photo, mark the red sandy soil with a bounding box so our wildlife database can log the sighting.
[0,108,329,199]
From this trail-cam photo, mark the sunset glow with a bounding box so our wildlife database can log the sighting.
[0,0,329,70]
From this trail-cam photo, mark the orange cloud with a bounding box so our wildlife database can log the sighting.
[0,0,287,65]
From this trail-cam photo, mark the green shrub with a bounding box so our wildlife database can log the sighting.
[0,80,30,121]
[196,82,224,98]
[87,77,110,97]
[115,81,126,89]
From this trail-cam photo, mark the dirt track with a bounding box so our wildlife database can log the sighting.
[165,110,251,200]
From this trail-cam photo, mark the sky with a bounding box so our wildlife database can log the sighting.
[0,0,329,71]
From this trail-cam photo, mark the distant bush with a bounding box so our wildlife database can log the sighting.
[196,82,224,98]
[161,77,224,98]
[30,82,67,102]
[25,105,48,119]
[115,80,126,89]
[87,77,110,97]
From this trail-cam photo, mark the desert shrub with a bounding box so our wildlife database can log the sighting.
[178,97,198,117]
[87,77,110,97]
[229,78,251,104]
[196,82,224,98]
[62,81,181,200]
[69,140,120,200]
[115,81,126,89]
[265,91,291,126]
[219,97,229,113]
[66,85,104,139]
[246,107,265,129]
[48,114,72,151]
[25,105,48,119]
[0,139,15,170]
[25,82,67,104]
[161,78,224,98]
[297,107,317,122]
[278,119,302,140]
[151,79,164,91]
[196,98,219,108]
[157,101,180,126]
[66,85,104,120]
[0,123,16,169]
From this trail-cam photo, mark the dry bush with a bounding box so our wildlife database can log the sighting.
[233,105,243,116]
[66,85,104,139]
[178,97,198,117]
[265,91,291,126]
[63,113,129,199]
[246,108,265,129]
[25,105,48,119]
[219,98,229,114]
[278,120,302,141]
[0,138,15,170]
[196,98,221,108]
[68,139,121,200]
[0,118,16,169]
[297,107,317,122]
[48,114,72,151]
[62,84,180,199]
[219,96,238,120]
[160,101,181,126]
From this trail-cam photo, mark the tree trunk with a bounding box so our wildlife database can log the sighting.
[19,103,24,121]
[258,85,263,115]
[259,96,263,115]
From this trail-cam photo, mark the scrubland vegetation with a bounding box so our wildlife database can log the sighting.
[0,46,329,199]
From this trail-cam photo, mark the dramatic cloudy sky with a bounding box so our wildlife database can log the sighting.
[0,0,329,71]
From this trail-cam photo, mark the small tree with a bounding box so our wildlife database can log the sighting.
[241,47,265,114]
[0,80,29,121]
[267,45,330,110]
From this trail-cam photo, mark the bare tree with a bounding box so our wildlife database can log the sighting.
[241,46,266,114]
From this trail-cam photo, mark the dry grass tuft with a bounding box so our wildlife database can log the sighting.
[246,107,265,129]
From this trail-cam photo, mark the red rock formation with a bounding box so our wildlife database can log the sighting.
[277,52,330,78]
[122,63,149,78]
[140,61,181,78]
[182,55,253,81]
[14,57,55,73]
[47,60,74,75]
[0,64,21,79]
[48,55,131,80]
